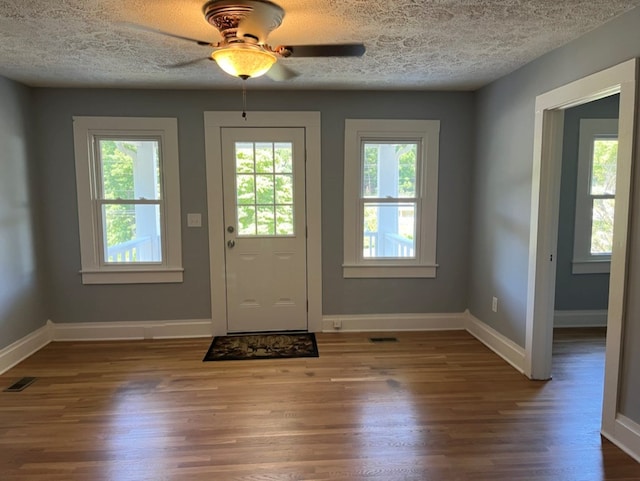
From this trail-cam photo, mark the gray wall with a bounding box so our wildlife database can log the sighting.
[469,6,640,422]
[33,89,474,323]
[0,77,48,349]
[554,95,619,311]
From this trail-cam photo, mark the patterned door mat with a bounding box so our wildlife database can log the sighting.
[203,332,319,361]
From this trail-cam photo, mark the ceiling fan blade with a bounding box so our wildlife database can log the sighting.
[237,1,284,44]
[119,22,216,46]
[280,44,366,58]
[163,58,213,69]
[266,62,299,81]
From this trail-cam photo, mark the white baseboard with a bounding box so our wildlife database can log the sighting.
[554,309,608,327]
[321,311,525,374]
[602,415,640,463]
[464,310,526,374]
[53,319,213,341]
[0,321,52,375]
[0,319,213,374]
[322,312,466,332]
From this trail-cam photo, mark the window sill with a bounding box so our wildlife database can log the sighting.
[343,264,437,278]
[571,259,611,274]
[80,268,184,285]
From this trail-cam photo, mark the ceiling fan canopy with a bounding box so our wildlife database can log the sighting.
[204,0,284,46]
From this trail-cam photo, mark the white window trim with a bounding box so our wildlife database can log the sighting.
[343,119,439,278]
[572,118,618,275]
[73,116,183,284]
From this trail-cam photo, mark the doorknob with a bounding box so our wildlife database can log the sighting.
[227,239,235,248]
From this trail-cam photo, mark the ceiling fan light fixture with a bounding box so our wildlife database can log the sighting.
[211,45,276,79]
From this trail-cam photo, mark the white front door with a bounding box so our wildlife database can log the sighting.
[221,127,307,332]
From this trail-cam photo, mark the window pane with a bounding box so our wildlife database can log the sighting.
[99,139,161,200]
[257,206,275,235]
[274,143,293,173]
[275,174,293,204]
[363,202,416,258]
[256,175,275,204]
[276,206,294,235]
[236,175,255,205]
[235,142,255,173]
[255,143,274,173]
[591,138,617,195]
[102,204,162,263]
[237,206,256,235]
[591,198,615,254]
[362,142,418,198]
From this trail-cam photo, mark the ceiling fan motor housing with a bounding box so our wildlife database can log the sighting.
[203,0,284,44]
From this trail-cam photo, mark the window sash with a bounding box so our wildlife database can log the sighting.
[92,135,165,201]
[94,198,165,266]
[91,136,168,266]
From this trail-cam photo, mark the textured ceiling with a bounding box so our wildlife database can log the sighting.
[1,0,639,90]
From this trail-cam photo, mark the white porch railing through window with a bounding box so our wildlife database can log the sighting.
[363,231,414,258]
[106,235,161,263]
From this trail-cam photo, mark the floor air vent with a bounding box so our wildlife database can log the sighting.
[369,337,398,343]
[4,377,36,392]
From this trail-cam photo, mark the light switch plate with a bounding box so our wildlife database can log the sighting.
[187,213,202,228]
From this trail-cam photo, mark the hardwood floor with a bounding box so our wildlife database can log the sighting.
[1,329,639,480]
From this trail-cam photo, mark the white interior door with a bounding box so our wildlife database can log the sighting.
[221,127,307,332]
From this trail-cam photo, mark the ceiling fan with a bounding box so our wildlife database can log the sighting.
[133,0,366,81]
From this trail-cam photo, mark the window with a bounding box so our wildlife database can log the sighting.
[343,119,440,278]
[73,117,183,284]
[572,118,618,274]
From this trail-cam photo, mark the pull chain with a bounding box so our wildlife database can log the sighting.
[241,80,247,121]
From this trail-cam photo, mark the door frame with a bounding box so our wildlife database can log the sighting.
[526,59,637,439]
[204,111,322,335]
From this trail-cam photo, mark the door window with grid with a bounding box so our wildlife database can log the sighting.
[234,141,295,236]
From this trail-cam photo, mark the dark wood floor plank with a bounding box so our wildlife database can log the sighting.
[0,329,638,480]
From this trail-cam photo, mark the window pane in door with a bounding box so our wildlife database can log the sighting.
[234,141,295,237]
[275,143,293,173]
[257,206,275,235]
[255,143,274,173]
[591,198,615,254]
[256,175,275,204]
[236,175,255,205]
[275,175,293,203]
[276,206,294,235]
[237,206,256,235]
[99,139,161,200]
[362,142,418,198]
[235,142,255,173]
[102,204,162,263]
[590,138,618,195]
[363,203,416,258]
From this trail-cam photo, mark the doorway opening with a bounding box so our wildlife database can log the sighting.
[525,59,637,445]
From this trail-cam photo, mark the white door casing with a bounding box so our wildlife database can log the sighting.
[221,128,307,332]
[204,111,322,336]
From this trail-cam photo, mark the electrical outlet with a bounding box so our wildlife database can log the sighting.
[333,319,342,330]
[492,296,498,313]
